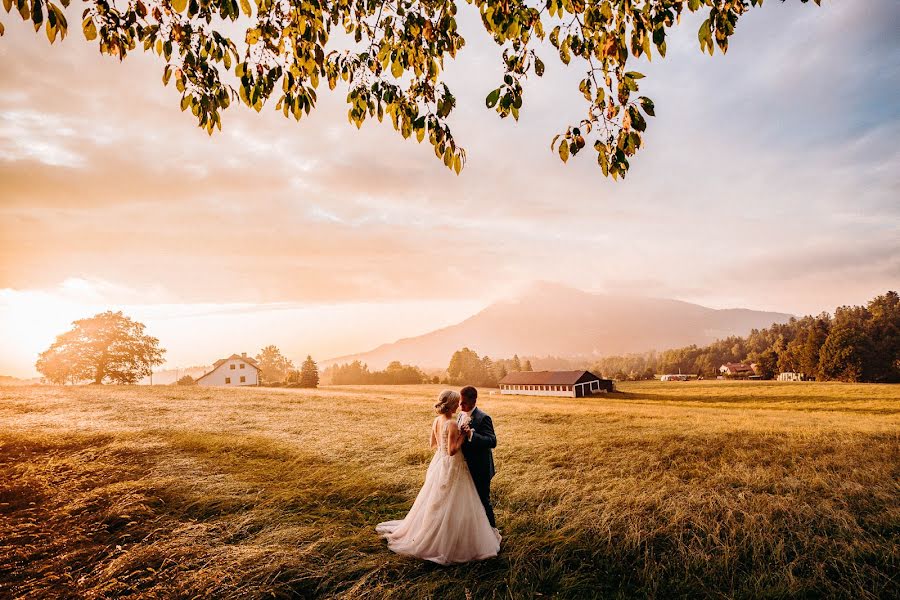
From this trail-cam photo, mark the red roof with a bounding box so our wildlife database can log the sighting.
[499,370,606,385]
[721,362,754,372]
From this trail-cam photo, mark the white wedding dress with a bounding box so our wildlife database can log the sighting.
[376,416,501,565]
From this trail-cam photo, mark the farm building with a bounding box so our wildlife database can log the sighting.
[778,372,806,382]
[660,374,691,382]
[196,353,260,387]
[499,370,614,397]
[719,362,755,377]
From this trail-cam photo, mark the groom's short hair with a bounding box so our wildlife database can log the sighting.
[460,386,478,404]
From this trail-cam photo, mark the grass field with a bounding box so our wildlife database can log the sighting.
[1,381,898,599]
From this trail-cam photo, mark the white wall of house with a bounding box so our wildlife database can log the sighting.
[500,380,607,397]
[500,385,576,397]
[197,359,258,386]
[778,372,804,382]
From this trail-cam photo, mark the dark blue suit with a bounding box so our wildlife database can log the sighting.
[460,407,497,527]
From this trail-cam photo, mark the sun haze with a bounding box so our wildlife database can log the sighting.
[1,2,898,377]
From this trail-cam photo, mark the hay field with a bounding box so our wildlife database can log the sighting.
[1,381,897,599]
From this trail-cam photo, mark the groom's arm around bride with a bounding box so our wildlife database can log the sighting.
[459,386,498,529]
[463,411,496,450]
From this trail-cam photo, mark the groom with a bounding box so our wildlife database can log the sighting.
[458,386,497,528]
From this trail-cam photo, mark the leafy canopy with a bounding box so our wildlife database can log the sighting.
[255,344,295,383]
[2,0,819,178]
[35,310,166,384]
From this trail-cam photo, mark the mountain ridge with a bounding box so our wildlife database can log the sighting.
[323,283,794,369]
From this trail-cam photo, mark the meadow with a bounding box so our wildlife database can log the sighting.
[0,381,897,599]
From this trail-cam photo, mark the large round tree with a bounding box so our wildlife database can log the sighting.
[36,311,166,384]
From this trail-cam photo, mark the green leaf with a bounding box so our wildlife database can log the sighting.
[639,96,655,117]
[534,56,544,77]
[558,140,569,163]
[625,71,645,80]
[31,0,43,27]
[597,145,608,176]
[239,0,251,16]
[698,19,711,53]
[485,88,500,109]
[82,16,96,41]
[629,106,646,132]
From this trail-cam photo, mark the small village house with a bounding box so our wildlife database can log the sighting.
[660,374,691,381]
[719,362,755,378]
[196,353,260,387]
[499,370,614,398]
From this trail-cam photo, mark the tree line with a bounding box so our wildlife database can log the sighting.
[321,361,431,385]
[34,291,898,386]
[446,348,534,388]
[591,291,899,383]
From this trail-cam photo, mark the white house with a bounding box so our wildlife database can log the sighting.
[499,370,614,398]
[719,362,755,377]
[196,353,260,387]
[660,374,690,382]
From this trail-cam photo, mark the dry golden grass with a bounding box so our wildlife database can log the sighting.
[1,381,898,599]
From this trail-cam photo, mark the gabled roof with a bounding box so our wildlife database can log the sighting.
[213,353,258,368]
[721,362,754,372]
[196,354,260,381]
[499,370,606,385]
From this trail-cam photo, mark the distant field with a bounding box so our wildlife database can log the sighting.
[1,382,897,599]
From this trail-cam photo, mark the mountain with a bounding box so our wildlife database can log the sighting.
[323,282,794,370]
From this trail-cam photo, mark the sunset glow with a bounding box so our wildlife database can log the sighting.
[1,2,898,378]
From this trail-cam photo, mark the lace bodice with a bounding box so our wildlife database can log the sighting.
[435,417,457,456]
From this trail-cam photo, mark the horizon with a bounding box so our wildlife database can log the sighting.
[2,2,899,378]
[0,279,877,379]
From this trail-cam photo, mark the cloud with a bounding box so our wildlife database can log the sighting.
[0,0,897,317]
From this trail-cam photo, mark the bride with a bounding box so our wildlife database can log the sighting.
[375,390,501,565]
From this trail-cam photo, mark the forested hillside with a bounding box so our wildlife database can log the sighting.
[591,291,900,383]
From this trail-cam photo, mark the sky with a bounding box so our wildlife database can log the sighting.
[1,1,898,378]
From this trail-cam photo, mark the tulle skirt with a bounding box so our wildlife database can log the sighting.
[376,451,501,565]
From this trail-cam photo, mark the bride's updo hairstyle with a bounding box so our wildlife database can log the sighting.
[434,389,461,415]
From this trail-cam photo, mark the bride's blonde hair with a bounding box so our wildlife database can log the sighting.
[434,389,461,415]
